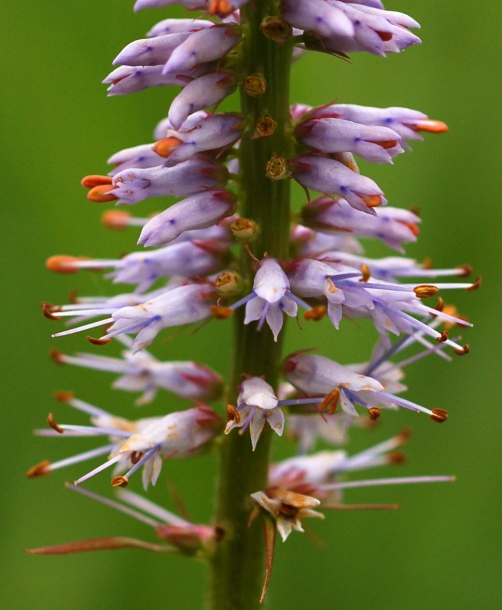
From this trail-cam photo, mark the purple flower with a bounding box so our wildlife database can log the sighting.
[290,154,387,214]
[138,189,235,247]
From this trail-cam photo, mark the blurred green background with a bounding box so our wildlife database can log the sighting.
[1,1,500,609]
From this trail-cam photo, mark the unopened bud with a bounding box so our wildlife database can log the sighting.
[243,74,267,97]
[230,218,259,242]
[261,16,292,43]
[266,156,289,180]
[215,271,244,297]
[253,115,277,139]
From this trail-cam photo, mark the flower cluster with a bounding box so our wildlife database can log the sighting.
[31,0,477,605]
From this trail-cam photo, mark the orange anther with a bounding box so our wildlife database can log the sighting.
[360,194,382,208]
[211,305,234,320]
[81,175,113,189]
[360,264,371,282]
[87,336,112,346]
[368,407,381,421]
[87,184,118,203]
[111,476,129,488]
[102,209,131,229]
[53,391,74,402]
[47,413,64,434]
[46,255,83,274]
[414,119,448,134]
[26,460,51,478]
[466,276,482,291]
[153,136,183,158]
[414,284,439,299]
[304,305,326,321]
[369,139,398,149]
[208,0,233,17]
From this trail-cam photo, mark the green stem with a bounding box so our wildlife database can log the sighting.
[206,3,293,609]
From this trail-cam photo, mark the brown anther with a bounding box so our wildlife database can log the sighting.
[208,0,233,18]
[360,194,382,208]
[413,119,449,134]
[430,408,448,423]
[413,284,439,299]
[397,427,412,443]
[130,451,144,465]
[260,16,292,42]
[434,297,445,312]
[47,413,64,434]
[41,302,62,320]
[359,264,371,282]
[466,276,482,291]
[87,184,118,203]
[320,388,340,415]
[253,114,277,139]
[388,451,407,464]
[369,139,398,150]
[376,30,393,42]
[53,391,74,402]
[454,344,470,356]
[152,136,183,158]
[243,74,267,97]
[86,336,112,346]
[45,255,83,274]
[435,330,449,343]
[226,404,241,425]
[304,305,326,321]
[49,349,65,364]
[211,305,234,320]
[457,264,472,278]
[26,460,51,478]
[265,156,288,180]
[422,257,433,269]
[111,476,129,488]
[368,407,381,421]
[278,504,299,518]
[102,209,131,229]
[81,175,113,189]
[68,288,78,304]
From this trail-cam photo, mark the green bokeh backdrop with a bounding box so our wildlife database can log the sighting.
[1,2,500,609]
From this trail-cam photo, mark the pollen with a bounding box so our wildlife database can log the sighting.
[102,209,131,229]
[304,305,327,321]
[87,184,118,203]
[368,407,381,421]
[414,119,449,133]
[26,460,51,478]
[360,194,382,208]
[211,305,234,320]
[41,302,62,320]
[430,408,448,423]
[111,475,129,488]
[153,136,183,158]
[47,413,64,434]
[46,255,83,274]
[81,175,113,189]
[414,284,439,298]
[466,276,482,291]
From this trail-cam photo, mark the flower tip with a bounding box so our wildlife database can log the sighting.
[46,255,82,274]
[26,460,52,478]
[102,209,131,229]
